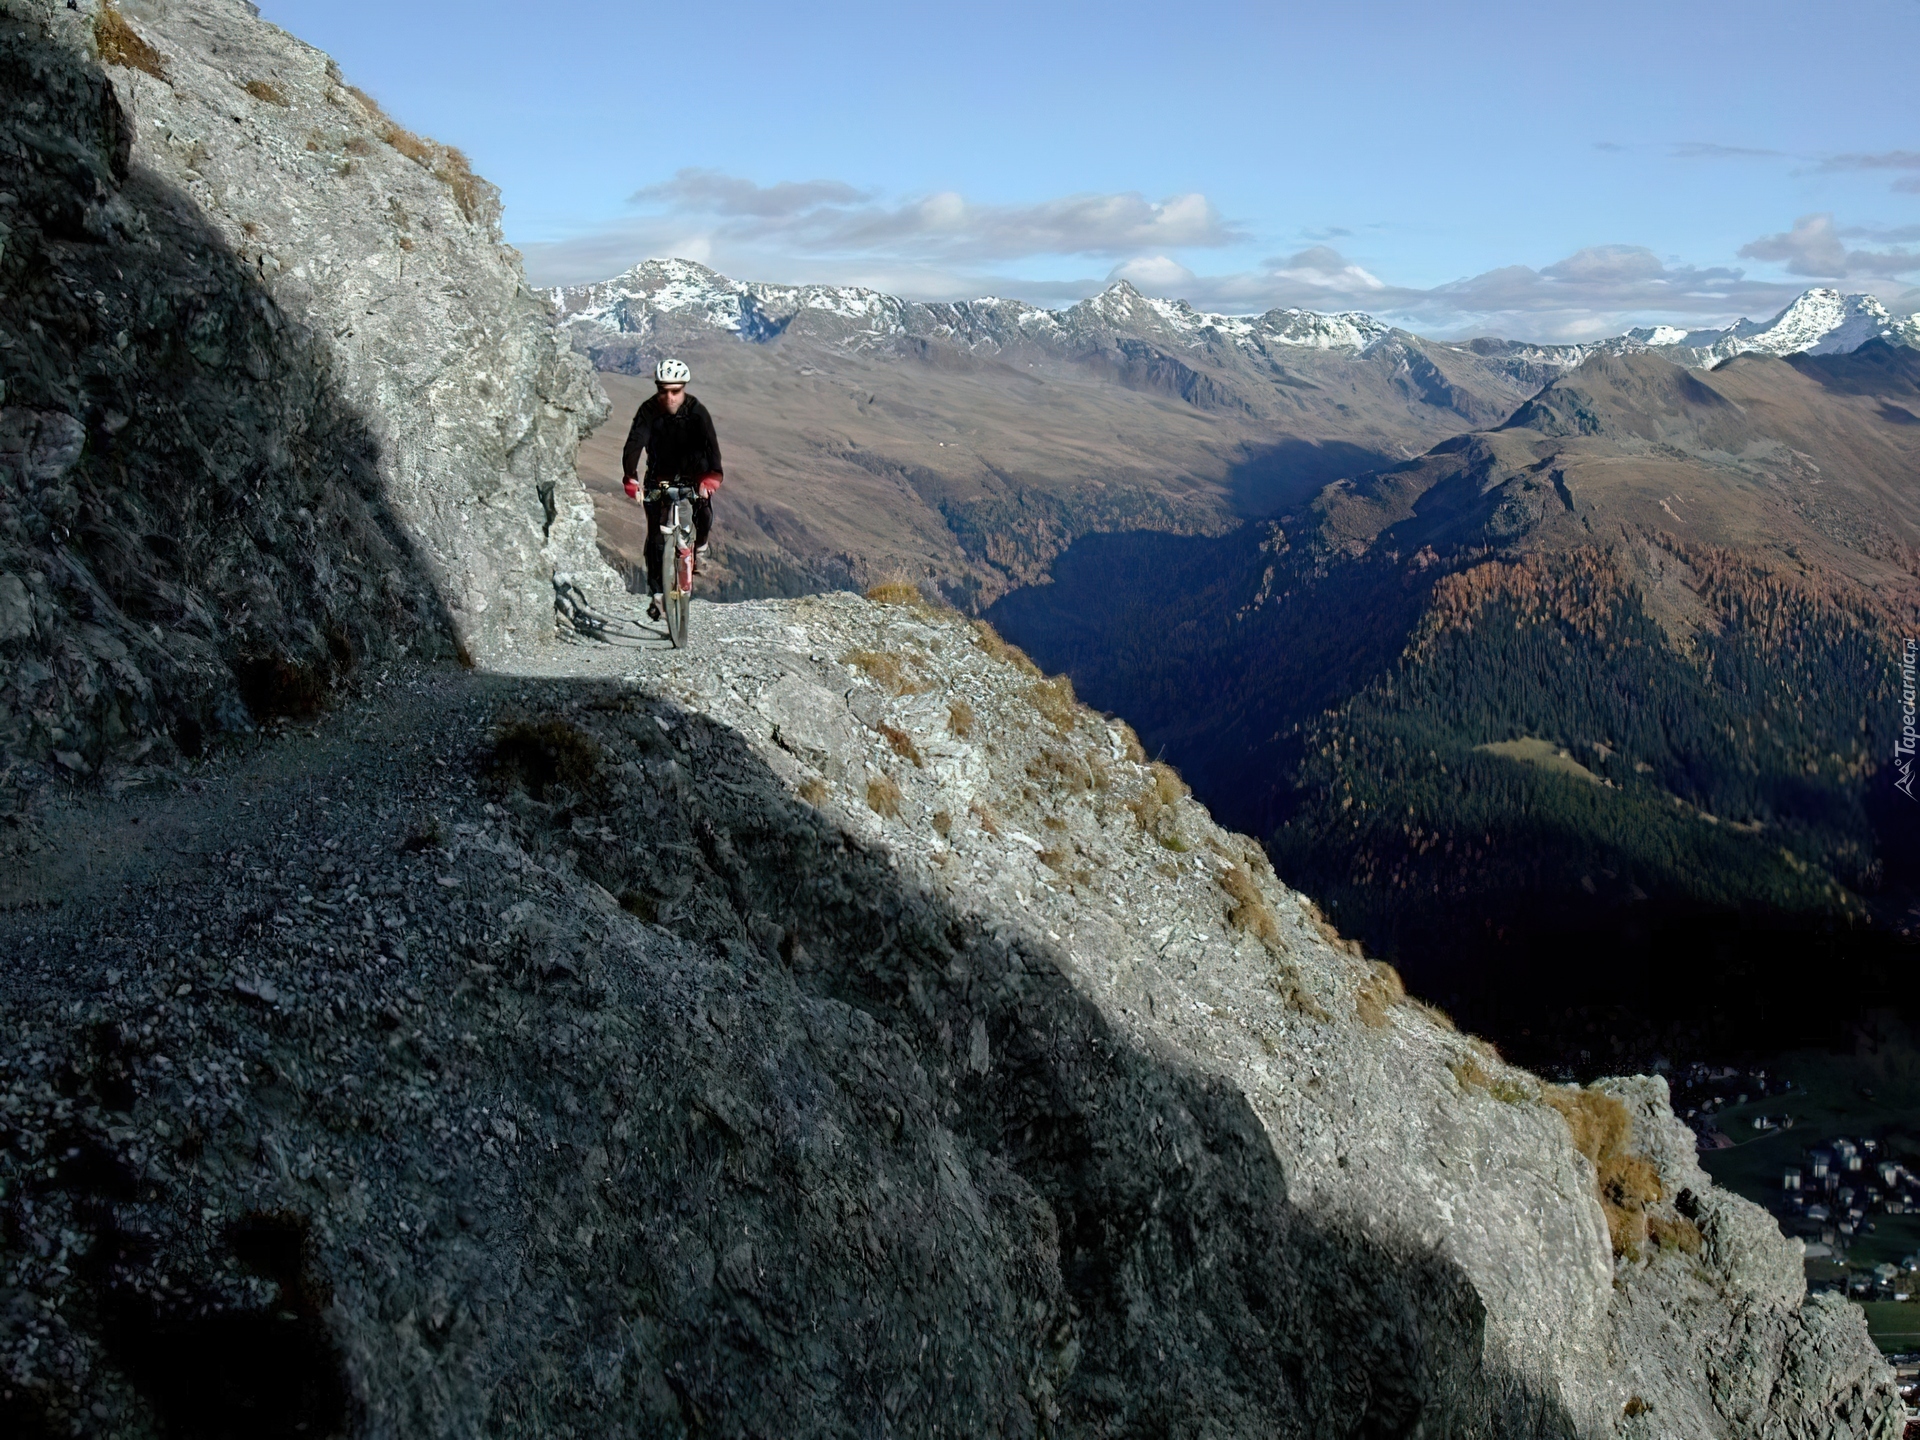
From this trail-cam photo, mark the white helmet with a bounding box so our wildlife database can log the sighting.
[654,357,691,384]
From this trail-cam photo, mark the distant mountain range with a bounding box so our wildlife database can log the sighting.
[548,259,1918,375]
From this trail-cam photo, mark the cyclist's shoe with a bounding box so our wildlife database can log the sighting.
[647,593,663,621]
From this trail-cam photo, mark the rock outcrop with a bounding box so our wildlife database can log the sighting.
[0,0,614,791]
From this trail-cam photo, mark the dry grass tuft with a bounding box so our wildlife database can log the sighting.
[970,801,1001,837]
[842,648,927,695]
[947,698,974,738]
[1407,998,1457,1032]
[1027,747,1100,794]
[1451,1054,1533,1104]
[1114,721,1148,763]
[864,581,923,606]
[1150,762,1188,807]
[1037,846,1071,874]
[1127,770,1187,853]
[244,78,290,106]
[877,722,923,767]
[1542,1086,1664,1256]
[931,810,952,837]
[798,777,828,806]
[1127,761,1190,835]
[95,5,167,78]
[342,85,486,221]
[1219,865,1281,943]
[866,775,902,819]
[972,620,1040,676]
[1648,1212,1703,1255]
[1354,961,1406,1029]
[1269,968,1331,1021]
[1026,677,1078,734]
[433,147,484,222]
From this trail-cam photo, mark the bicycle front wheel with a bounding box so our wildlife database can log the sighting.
[664,545,692,648]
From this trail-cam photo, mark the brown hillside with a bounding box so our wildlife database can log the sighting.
[572,313,1563,606]
[1310,345,1920,627]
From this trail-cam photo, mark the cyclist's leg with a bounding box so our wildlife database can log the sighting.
[643,495,667,595]
[693,495,713,554]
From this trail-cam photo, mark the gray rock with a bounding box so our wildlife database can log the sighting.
[96,0,619,657]
[755,670,860,776]
[0,0,618,787]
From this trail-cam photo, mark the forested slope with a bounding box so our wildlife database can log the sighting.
[993,347,1920,1065]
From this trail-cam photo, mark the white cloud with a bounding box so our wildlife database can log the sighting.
[1145,243,1815,341]
[1739,213,1920,279]
[1262,245,1387,291]
[520,170,1243,286]
[515,171,1920,342]
[1107,255,1197,288]
[1670,142,1786,160]
[629,170,873,218]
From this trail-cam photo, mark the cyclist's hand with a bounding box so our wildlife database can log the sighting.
[697,472,722,499]
[622,477,640,502]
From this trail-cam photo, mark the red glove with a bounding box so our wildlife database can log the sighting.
[697,472,722,499]
[622,477,640,501]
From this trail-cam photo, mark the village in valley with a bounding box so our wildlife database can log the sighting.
[1674,1046,1920,1365]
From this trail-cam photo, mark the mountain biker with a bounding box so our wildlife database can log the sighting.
[621,357,723,621]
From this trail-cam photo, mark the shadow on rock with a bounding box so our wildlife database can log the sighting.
[0,8,455,795]
[477,678,1583,1437]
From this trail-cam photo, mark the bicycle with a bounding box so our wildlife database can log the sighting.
[651,482,698,649]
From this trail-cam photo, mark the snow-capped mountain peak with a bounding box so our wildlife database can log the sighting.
[1627,287,1918,365]
[545,260,1402,361]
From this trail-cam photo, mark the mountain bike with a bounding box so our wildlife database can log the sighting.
[652,483,698,649]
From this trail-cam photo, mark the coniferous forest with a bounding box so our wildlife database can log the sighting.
[993,522,1920,1071]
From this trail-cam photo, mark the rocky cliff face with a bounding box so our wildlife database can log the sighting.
[0,0,614,792]
[0,592,1898,1437]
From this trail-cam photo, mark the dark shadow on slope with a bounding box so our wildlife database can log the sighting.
[988,523,1437,840]
[0,10,456,793]
[1227,439,1399,518]
[0,9,502,1427]
[1786,338,1920,400]
[2,665,1596,1436]
[485,677,1587,1438]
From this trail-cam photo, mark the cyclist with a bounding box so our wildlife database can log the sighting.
[620,357,723,620]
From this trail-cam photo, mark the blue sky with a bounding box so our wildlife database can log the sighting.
[256,0,1920,339]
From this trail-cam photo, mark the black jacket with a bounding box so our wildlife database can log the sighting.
[621,392,723,483]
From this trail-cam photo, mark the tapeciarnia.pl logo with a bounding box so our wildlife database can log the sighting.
[1898,638,1918,801]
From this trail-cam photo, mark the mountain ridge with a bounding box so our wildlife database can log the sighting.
[549,259,1920,373]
